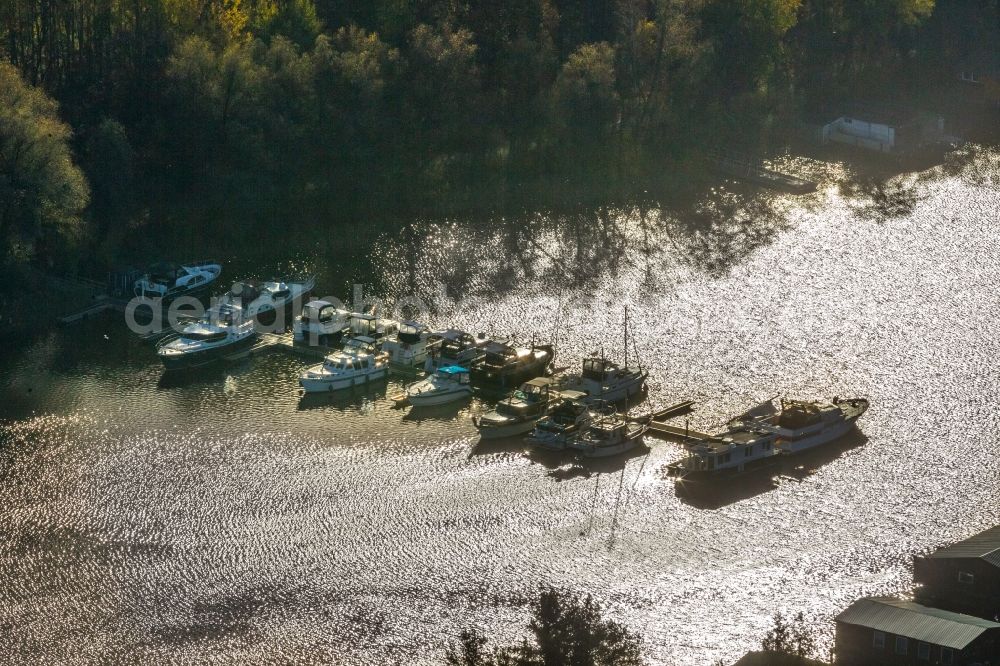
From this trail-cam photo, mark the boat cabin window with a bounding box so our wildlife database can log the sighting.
[958,571,974,584]
[398,324,424,344]
[582,358,611,380]
[186,330,227,342]
[318,308,338,323]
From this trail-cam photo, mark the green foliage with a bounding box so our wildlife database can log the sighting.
[445,587,645,666]
[0,62,89,265]
[761,612,818,660]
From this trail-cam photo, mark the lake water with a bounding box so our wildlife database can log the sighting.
[2,147,999,664]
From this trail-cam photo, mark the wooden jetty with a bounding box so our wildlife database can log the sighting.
[638,400,714,442]
[58,297,127,325]
[709,153,817,194]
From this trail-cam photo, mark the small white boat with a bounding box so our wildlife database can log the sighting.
[156,304,256,370]
[293,300,352,346]
[570,413,648,458]
[219,277,314,326]
[561,356,647,403]
[383,321,434,367]
[474,377,559,439]
[298,336,389,393]
[424,329,487,371]
[135,261,222,300]
[405,366,473,406]
[526,391,605,451]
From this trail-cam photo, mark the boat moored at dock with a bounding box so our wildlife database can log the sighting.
[383,321,434,368]
[474,377,559,439]
[219,277,314,327]
[298,336,390,393]
[156,304,256,370]
[526,391,606,451]
[135,261,222,301]
[405,366,473,406]
[569,413,648,458]
[561,356,647,404]
[424,329,486,371]
[470,340,554,389]
[293,300,352,346]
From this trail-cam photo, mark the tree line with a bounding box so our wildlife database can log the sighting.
[1,0,951,270]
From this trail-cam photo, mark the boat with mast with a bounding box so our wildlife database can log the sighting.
[474,377,560,439]
[562,306,647,403]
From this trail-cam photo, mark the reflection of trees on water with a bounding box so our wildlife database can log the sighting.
[841,176,923,223]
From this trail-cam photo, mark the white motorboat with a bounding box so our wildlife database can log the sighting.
[405,366,473,406]
[526,391,606,451]
[561,356,648,403]
[219,277,314,326]
[156,304,256,370]
[293,300,352,346]
[383,321,434,367]
[731,397,870,454]
[474,377,559,439]
[569,413,648,458]
[424,329,486,371]
[135,261,222,300]
[298,336,390,393]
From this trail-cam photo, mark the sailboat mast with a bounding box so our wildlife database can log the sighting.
[624,305,628,369]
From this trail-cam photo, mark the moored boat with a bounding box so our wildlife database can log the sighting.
[731,397,870,454]
[405,366,473,406]
[470,340,554,388]
[219,277,314,327]
[424,329,486,371]
[569,413,648,458]
[383,321,434,367]
[135,261,222,301]
[298,336,390,393]
[293,299,352,346]
[156,304,256,370]
[561,356,647,404]
[666,428,779,482]
[474,377,559,439]
[526,391,606,451]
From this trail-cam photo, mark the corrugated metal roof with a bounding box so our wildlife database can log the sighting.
[927,525,1000,567]
[837,598,1000,649]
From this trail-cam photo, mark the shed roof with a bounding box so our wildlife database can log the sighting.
[836,597,1000,650]
[926,525,1000,567]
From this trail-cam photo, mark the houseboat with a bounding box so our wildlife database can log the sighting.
[732,397,870,454]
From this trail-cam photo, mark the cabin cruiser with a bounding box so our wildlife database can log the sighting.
[218,277,314,326]
[382,321,434,367]
[424,329,486,371]
[470,340,554,388]
[293,300,352,346]
[135,261,222,300]
[730,397,870,454]
[666,428,779,482]
[405,366,473,407]
[156,304,256,370]
[527,391,606,451]
[569,413,648,458]
[349,313,399,343]
[298,336,389,393]
[561,356,648,403]
[474,377,559,439]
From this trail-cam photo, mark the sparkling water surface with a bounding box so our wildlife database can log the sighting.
[2,149,999,664]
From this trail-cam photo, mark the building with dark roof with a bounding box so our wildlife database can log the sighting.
[914,526,1000,620]
[835,597,1000,665]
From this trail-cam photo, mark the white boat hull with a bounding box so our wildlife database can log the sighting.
[299,368,388,393]
[476,418,541,440]
[777,419,854,454]
[407,387,472,406]
[576,438,642,458]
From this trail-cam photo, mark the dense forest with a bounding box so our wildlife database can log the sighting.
[0,0,991,272]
